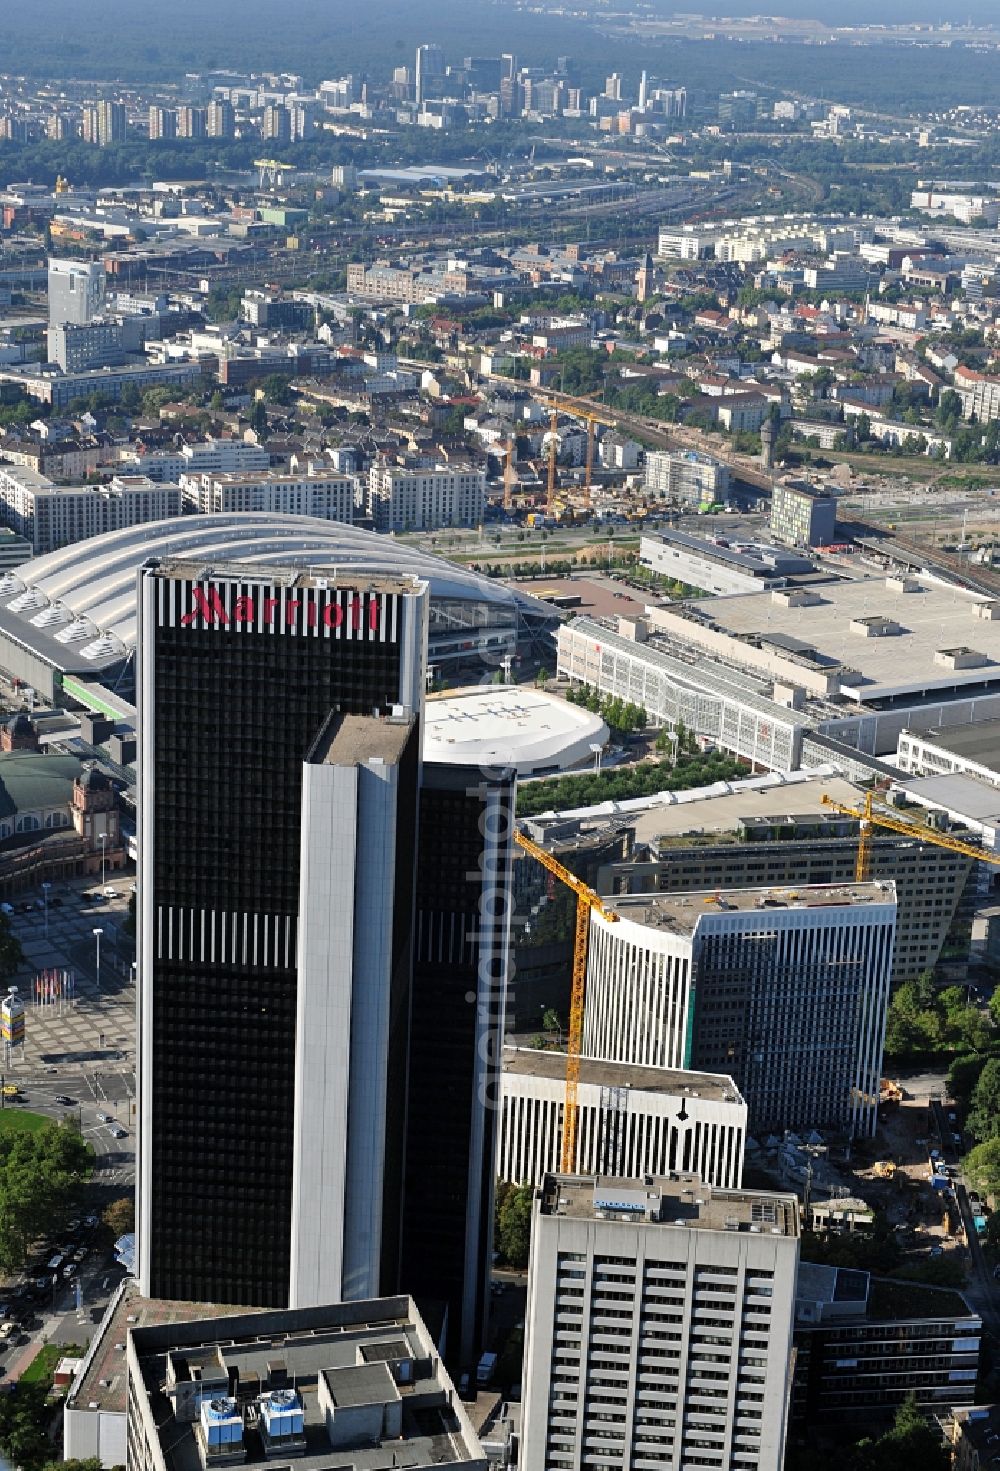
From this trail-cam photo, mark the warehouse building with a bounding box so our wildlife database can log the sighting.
[896,717,1000,790]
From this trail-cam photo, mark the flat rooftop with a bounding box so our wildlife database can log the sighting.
[68,1280,259,1417]
[678,573,1000,702]
[540,1172,800,1237]
[609,880,895,935]
[423,685,607,771]
[150,557,422,598]
[896,771,1000,829]
[131,1295,484,1471]
[311,710,414,766]
[502,1045,744,1106]
[627,772,864,847]
[906,716,1000,770]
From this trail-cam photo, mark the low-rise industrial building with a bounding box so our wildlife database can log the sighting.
[896,718,1000,790]
[498,1046,746,1189]
[639,529,813,597]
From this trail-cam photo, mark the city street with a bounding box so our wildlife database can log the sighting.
[0,873,136,1381]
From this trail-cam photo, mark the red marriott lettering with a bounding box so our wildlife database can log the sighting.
[177,584,390,640]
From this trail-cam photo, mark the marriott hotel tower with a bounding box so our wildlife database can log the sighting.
[136,558,512,1361]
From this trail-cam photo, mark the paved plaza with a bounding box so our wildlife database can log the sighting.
[3,873,136,1103]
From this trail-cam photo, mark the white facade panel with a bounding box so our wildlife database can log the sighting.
[498,1052,746,1190]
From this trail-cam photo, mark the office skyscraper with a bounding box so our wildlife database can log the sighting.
[402,759,514,1364]
[521,1172,800,1471]
[136,556,513,1362]
[290,709,419,1308]
[48,257,107,329]
[136,560,428,1307]
[415,43,445,104]
[583,883,896,1137]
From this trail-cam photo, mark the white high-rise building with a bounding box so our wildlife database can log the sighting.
[499,1047,746,1190]
[582,884,896,1138]
[48,257,106,328]
[521,1171,800,1471]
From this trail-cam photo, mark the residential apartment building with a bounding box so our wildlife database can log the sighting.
[521,1172,799,1471]
[643,448,729,506]
[954,365,1000,424]
[122,436,271,482]
[769,480,837,548]
[0,465,181,552]
[582,884,896,1137]
[346,262,450,305]
[792,1263,981,1425]
[0,359,204,408]
[147,107,177,141]
[179,469,357,523]
[367,459,485,531]
[46,319,135,372]
[207,99,236,138]
[499,1046,746,1189]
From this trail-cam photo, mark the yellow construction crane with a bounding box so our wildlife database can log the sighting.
[821,790,1000,882]
[514,830,619,1172]
[253,158,295,190]
[542,395,617,504]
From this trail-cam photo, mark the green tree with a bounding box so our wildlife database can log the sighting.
[968,1057,1000,1141]
[988,988,1000,1029]
[948,1053,985,1108]
[541,1007,562,1040]
[964,1137,1000,1196]
[261,374,293,406]
[103,1195,135,1238]
[40,1460,106,1471]
[494,1180,534,1269]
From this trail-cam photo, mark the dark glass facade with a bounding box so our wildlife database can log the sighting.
[144,574,406,1306]
[403,763,513,1360]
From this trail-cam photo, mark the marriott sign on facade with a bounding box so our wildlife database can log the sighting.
[155,575,401,643]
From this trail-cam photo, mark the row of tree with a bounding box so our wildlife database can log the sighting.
[563,683,647,736]
[516,752,749,817]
